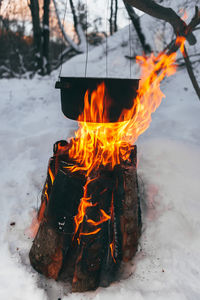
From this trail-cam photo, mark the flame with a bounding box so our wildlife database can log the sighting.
[87,209,111,226]
[110,242,116,263]
[80,228,101,236]
[67,36,186,241]
[67,44,181,176]
[49,166,55,185]
[32,36,185,252]
[176,36,186,57]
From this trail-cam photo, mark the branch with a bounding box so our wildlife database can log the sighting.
[123,0,197,45]
[76,23,87,52]
[166,7,200,54]
[52,0,82,53]
[114,0,118,32]
[158,7,200,100]
[123,1,151,53]
[183,46,200,100]
[69,0,87,51]
[125,7,200,100]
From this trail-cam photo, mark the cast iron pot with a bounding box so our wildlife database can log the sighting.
[55,77,140,123]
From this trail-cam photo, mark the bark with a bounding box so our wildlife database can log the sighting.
[183,46,200,101]
[123,1,151,53]
[29,140,142,292]
[52,0,81,52]
[69,0,87,51]
[29,0,42,71]
[69,0,78,29]
[109,0,114,35]
[123,0,196,45]
[114,0,118,33]
[109,0,118,35]
[42,0,50,75]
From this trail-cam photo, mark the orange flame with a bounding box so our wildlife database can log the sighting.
[87,209,111,226]
[67,45,182,176]
[110,242,116,263]
[67,36,186,241]
[176,36,186,57]
[49,166,55,185]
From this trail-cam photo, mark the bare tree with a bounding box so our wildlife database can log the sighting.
[123,1,151,53]
[52,0,86,53]
[114,0,118,32]
[29,0,42,71]
[124,0,200,100]
[123,0,196,45]
[109,0,118,35]
[42,0,51,74]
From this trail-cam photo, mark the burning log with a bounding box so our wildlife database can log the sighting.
[29,140,141,292]
[29,25,188,292]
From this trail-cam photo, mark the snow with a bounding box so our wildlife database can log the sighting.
[0,24,200,300]
[60,25,142,78]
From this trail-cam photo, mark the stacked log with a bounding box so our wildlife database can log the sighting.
[29,140,142,292]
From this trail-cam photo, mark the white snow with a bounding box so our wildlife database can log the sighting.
[0,22,200,300]
[60,25,142,78]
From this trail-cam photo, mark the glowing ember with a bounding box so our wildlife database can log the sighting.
[66,36,186,242]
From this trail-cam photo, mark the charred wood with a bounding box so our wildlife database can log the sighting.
[29,140,142,292]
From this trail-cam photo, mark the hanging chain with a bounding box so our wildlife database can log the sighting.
[84,0,89,77]
[59,0,68,78]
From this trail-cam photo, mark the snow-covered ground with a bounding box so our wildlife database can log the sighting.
[0,23,200,300]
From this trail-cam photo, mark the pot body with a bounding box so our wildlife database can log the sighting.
[55,77,140,122]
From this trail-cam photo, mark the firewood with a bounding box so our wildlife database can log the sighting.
[29,161,86,279]
[29,141,142,292]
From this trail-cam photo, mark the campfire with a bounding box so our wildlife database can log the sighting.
[29,37,184,292]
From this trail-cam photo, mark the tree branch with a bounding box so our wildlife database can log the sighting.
[123,1,151,53]
[183,46,200,100]
[114,0,118,32]
[52,0,82,53]
[123,0,197,45]
[166,7,200,54]
[125,7,200,100]
[157,7,200,100]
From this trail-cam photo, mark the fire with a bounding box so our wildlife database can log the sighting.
[49,166,55,185]
[66,36,186,243]
[31,36,186,264]
[110,242,116,263]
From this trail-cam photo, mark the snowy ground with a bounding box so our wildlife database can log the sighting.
[1,28,200,300]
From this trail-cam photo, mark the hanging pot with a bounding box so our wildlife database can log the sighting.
[55,77,140,123]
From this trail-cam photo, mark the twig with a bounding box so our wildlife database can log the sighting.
[183,46,200,100]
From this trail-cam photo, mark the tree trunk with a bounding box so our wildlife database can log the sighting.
[114,0,118,33]
[52,0,82,53]
[123,1,151,54]
[109,0,118,35]
[69,0,78,30]
[42,0,50,74]
[29,140,142,292]
[29,0,42,72]
[109,0,114,35]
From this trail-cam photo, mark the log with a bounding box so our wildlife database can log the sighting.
[29,140,142,292]
[29,163,85,279]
